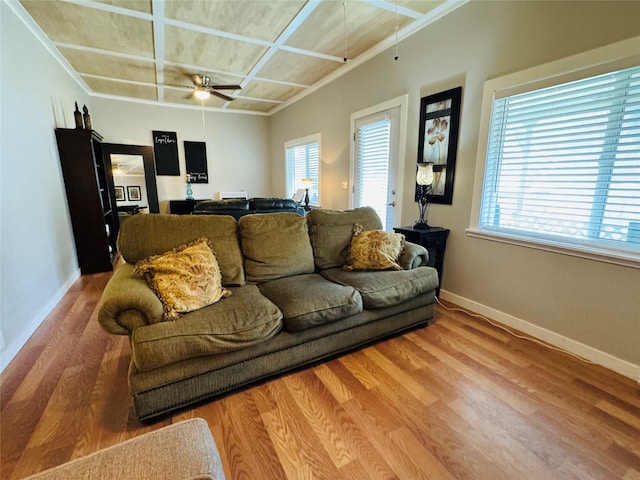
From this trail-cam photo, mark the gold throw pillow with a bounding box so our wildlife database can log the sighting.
[133,238,230,321]
[344,224,405,271]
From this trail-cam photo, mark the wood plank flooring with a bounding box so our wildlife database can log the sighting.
[1,271,639,479]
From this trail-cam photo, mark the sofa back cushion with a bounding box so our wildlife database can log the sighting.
[306,207,383,270]
[249,197,299,210]
[194,199,249,212]
[118,214,245,286]
[238,212,315,283]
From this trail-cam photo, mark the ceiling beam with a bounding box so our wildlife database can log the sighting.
[151,0,165,102]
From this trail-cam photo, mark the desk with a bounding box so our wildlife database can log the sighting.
[393,225,449,296]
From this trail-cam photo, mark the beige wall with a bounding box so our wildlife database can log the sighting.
[270,1,640,371]
[91,99,271,212]
[1,2,89,368]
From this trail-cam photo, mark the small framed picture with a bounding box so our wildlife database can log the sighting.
[127,185,141,202]
[114,186,125,202]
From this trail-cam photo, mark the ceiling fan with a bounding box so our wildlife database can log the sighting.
[188,74,241,102]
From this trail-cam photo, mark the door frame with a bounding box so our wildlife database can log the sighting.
[349,94,409,229]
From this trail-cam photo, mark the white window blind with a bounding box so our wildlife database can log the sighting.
[285,134,319,205]
[355,116,391,227]
[480,64,640,255]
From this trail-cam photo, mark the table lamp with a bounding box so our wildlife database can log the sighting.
[414,163,434,229]
[301,177,313,210]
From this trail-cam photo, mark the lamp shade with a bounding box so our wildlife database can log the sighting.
[416,163,434,186]
[301,178,313,189]
[194,88,210,100]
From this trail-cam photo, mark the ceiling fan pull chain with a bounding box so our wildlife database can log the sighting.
[343,1,348,62]
[394,0,400,61]
[201,101,206,142]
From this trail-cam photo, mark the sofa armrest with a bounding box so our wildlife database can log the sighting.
[97,263,164,335]
[399,241,429,270]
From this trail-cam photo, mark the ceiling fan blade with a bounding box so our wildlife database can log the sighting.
[192,74,203,86]
[211,84,242,90]
[212,90,234,102]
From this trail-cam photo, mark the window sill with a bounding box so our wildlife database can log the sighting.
[465,228,640,269]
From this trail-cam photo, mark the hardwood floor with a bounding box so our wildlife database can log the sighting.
[1,271,639,479]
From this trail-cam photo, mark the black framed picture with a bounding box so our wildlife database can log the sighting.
[415,86,462,205]
[184,141,208,183]
[152,130,180,175]
[127,185,141,202]
[114,186,125,202]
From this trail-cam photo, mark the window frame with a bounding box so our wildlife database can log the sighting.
[468,36,640,269]
[284,133,321,206]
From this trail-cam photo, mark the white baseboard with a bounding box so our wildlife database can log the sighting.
[0,269,80,373]
[439,290,640,383]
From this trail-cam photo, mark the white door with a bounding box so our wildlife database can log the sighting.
[351,99,405,230]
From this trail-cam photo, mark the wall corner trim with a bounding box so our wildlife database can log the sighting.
[439,290,640,383]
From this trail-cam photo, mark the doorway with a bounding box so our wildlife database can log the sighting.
[350,95,408,230]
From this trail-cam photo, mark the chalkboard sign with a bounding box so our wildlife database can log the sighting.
[152,131,179,175]
[184,141,208,183]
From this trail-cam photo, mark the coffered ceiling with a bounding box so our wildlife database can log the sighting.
[13,0,466,115]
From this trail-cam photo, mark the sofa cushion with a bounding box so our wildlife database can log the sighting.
[118,214,245,286]
[307,207,383,270]
[258,274,363,332]
[133,238,231,321]
[344,224,404,271]
[319,266,439,309]
[238,213,315,283]
[195,199,249,211]
[131,285,282,371]
[249,197,299,210]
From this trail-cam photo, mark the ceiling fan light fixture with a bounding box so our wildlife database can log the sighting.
[194,88,210,100]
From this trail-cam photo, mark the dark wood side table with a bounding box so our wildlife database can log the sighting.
[393,225,450,296]
[169,199,208,215]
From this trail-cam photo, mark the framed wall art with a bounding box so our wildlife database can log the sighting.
[415,86,462,205]
[127,185,142,202]
[114,186,125,202]
[152,130,180,175]
[184,141,209,183]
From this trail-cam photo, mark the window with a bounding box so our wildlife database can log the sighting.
[285,133,320,206]
[470,43,640,266]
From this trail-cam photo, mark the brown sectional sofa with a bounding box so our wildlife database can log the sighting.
[97,207,439,421]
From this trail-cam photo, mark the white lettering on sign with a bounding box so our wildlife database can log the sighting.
[155,134,176,145]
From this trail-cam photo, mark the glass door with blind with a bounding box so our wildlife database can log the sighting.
[352,105,402,230]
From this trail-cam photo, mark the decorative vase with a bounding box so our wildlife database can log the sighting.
[185,175,194,200]
[74,102,83,129]
[82,105,92,130]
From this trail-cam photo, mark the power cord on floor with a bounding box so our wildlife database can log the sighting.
[434,296,595,365]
